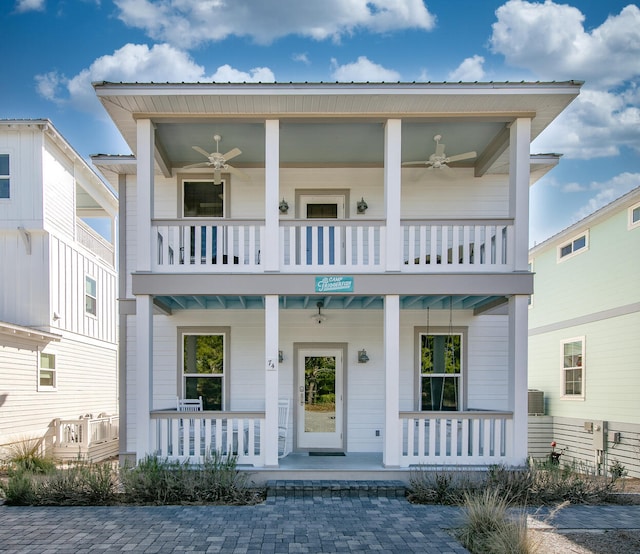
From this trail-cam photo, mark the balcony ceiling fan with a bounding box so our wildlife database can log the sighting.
[403,135,477,169]
[183,134,248,184]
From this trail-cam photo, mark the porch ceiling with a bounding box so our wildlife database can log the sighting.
[153,294,507,313]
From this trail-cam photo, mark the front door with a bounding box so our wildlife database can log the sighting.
[297,348,344,450]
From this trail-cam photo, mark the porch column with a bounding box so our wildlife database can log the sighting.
[264,294,279,466]
[135,294,153,461]
[384,119,402,272]
[264,120,280,272]
[508,295,529,464]
[383,294,400,467]
[509,117,531,271]
[136,118,154,272]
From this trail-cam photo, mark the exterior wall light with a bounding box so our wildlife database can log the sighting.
[358,349,370,363]
[279,198,289,214]
[356,197,368,214]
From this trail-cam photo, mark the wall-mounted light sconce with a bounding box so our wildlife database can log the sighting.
[278,350,284,363]
[279,198,289,214]
[310,301,326,325]
[52,312,61,322]
[356,197,368,214]
[358,349,370,363]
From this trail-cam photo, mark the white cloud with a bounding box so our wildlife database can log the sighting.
[331,56,401,82]
[114,0,436,47]
[490,1,640,87]
[573,173,640,220]
[447,55,485,82]
[15,0,44,12]
[293,53,311,65]
[35,43,275,112]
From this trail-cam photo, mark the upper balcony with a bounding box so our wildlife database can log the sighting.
[152,217,513,274]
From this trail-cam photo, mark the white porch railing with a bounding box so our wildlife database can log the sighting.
[401,220,514,272]
[53,415,119,461]
[280,219,385,272]
[76,219,115,266]
[150,411,265,466]
[399,411,513,467]
[152,220,264,272]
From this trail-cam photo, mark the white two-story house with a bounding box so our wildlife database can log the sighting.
[0,120,118,461]
[92,81,581,477]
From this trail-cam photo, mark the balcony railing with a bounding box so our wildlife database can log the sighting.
[150,411,265,466]
[53,414,119,462]
[151,219,514,273]
[399,411,513,467]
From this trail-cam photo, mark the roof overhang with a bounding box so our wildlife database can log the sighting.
[0,321,62,343]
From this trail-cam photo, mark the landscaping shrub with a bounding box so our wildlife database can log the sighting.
[2,437,56,474]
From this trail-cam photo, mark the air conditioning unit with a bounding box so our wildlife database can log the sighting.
[528,389,545,415]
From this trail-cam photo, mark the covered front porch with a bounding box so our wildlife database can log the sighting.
[131,290,529,473]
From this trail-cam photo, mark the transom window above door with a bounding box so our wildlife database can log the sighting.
[182,178,226,218]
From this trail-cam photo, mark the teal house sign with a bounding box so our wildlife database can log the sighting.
[315,276,354,293]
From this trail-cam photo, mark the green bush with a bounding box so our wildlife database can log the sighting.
[2,438,56,474]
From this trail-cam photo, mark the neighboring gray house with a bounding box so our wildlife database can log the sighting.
[528,186,640,478]
[91,81,580,479]
[0,120,119,461]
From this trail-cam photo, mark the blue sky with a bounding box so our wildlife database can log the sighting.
[2,0,639,245]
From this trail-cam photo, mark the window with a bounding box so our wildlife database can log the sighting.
[558,232,588,261]
[85,276,97,316]
[182,179,225,217]
[39,352,56,390]
[629,202,640,230]
[182,332,226,410]
[561,338,584,399]
[419,333,462,411]
[0,154,9,199]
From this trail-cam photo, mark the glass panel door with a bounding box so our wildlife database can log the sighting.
[297,348,343,449]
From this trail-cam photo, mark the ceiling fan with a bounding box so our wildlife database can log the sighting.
[403,135,477,169]
[183,134,248,184]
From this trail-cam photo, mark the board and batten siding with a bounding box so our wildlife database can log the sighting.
[0,332,117,448]
[123,308,510,455]
[49,235,117,344]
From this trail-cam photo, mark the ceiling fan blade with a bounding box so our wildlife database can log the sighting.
[192,146,212,158]
[226,165,249,180]
[182,162,211,169]
[446,151,477,163]
[222,147,242,161]
[402,160,430,166]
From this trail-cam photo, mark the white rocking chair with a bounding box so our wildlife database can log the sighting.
[278,398,291,458]
[177,396,203,412]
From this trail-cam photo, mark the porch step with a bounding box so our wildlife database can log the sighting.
[265,479,407,500]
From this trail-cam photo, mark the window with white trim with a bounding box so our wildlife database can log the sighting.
[561,338,584,399]
[629,202,640,230]
[85,275,97,316]
[182,179,225,218]
[558,232,588,261]
[419,332,462,411]
[0,154,9,199]
[39,352,56,390]
[182,332,226,410]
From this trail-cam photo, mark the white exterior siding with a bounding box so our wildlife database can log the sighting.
[42,140,76,240]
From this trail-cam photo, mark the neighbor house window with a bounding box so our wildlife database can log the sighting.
[182,332,226,410]
[629,202,640,230]
[561,338,584,399]
[85,276,97,316]
[39,352,56,390]
[0,154,9,199]
[419,333,462,411]
[182,179,225,218]
[558,232,588,261]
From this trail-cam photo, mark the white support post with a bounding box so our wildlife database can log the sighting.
[136,294,153,461]
[383,294,400,467]
[509,118,531,271]
[508,295,529,464]
[264,120,280,272]
[385,119,402,272]
[264,294,279,466]
[136,119,154,272]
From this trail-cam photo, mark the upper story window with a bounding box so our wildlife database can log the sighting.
[561,337,584,399]
[39,352,56,390]
[0,154,9,199]
[629,202,640,230]
[85,275,97,316]
[419,332,462,411]
[557,232,588,262]
[182,178,225,218]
